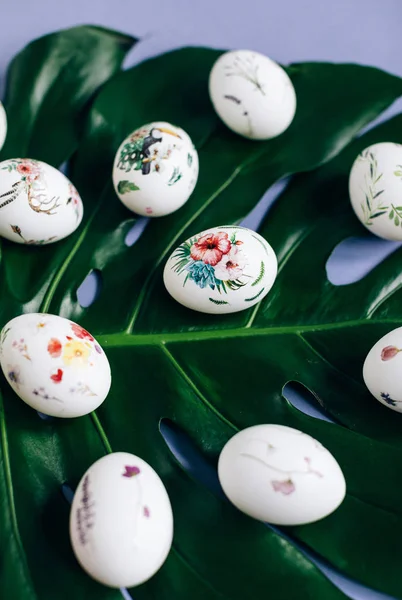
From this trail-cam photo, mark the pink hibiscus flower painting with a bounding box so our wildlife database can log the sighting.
[214,247,248,281]
[190,231,231,265]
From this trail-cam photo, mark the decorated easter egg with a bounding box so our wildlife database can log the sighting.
[218,424,346,526]
[0,313,111,418]
[112,121,199,217]
[0,102,7,151]
[363,326,402,412]
[0,158,83,245]
[163,225,277,314]
[209,50,296,140]
[349,142,402,241]
[70,452,173,588]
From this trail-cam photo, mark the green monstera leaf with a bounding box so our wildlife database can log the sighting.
[1,26,402,600]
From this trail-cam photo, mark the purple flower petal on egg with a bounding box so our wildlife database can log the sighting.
[123,465,141,478]
[143,506,150,518]
[271,479,296,495]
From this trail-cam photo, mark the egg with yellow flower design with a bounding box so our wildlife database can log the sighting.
[0,313,111,418]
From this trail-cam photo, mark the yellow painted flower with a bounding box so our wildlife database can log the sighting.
[62,340,90,367]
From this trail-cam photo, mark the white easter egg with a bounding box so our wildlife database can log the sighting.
[218,424,346,526]
[363,327,402,412]
[209,50,296,140]
[0,102,7,151]
[112,121,199,217]
[163,225,277,314]
[0,158,83,245]
[70,452,173,588]
[349,142,402,241]
[0,313,111,418]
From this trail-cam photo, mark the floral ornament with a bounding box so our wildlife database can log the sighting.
[71,323,94,341]
[381,345,401,361]
[190,231,231,265]
[123,465,141,478]
[214,247,248,281]
[143,506,150,518]
[271,479,295,495]
[33,387,62,403]
[224,53,266,95]
[69,382,97,397]
[66,183,82,222]
[50,369,63,384]
[10,224,57,245]
[76,475,95,546]
[7,365,22,387]
[241,443,323,496]
[48,337,62,358]
[62,340,90,367]
[0,159,61,215]
[0,327,10,356]
[172,230,250,297]
[380,392,398,406]
[12,338,31,361]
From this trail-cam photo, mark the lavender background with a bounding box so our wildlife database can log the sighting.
[2,1,402,599]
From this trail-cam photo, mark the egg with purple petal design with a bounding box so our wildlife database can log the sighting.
[70,452,173,588]
[218,424,346,525]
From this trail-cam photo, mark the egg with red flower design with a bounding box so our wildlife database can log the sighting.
[0,158,83,245]
[0,313,111,417]
[163,225,277,314]
[0,102,7,151]
[70,452,173,588]
[363,326,402,412]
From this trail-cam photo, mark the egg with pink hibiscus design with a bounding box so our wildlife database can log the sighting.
[218,424,346,526]
[0,313,111,418]
[163,225,277,314]
[363,326,402,412]
[70,452,173,588]
[0,102,7,151]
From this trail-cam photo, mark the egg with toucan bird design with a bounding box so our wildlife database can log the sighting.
[112,121,199,217]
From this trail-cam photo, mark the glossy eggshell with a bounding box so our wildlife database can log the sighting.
[0,102,7,151]
[0,158,83,245]
[70,452,174,588]
[163,225,277,314]
[363,326,402,412]
[209,50,296,140]
[0,313,111,418]
[349,142,402,241]
[112,121,199,217]
[218,424,346,526]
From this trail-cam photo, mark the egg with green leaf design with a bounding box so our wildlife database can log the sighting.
[163,225,277,314]
[349,141,402,240]
[112,121,199,217]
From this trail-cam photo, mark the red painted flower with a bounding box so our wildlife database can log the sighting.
[381,345,401,361]
[50,369,63,383]
[47,337,62,358]
[190,231,231,265]
[71,323,94,342]
[17,161,39,176]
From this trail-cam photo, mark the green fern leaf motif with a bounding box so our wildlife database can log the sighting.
[245,287,265,302]
[209,297,229,305]
[252,261,265,286]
